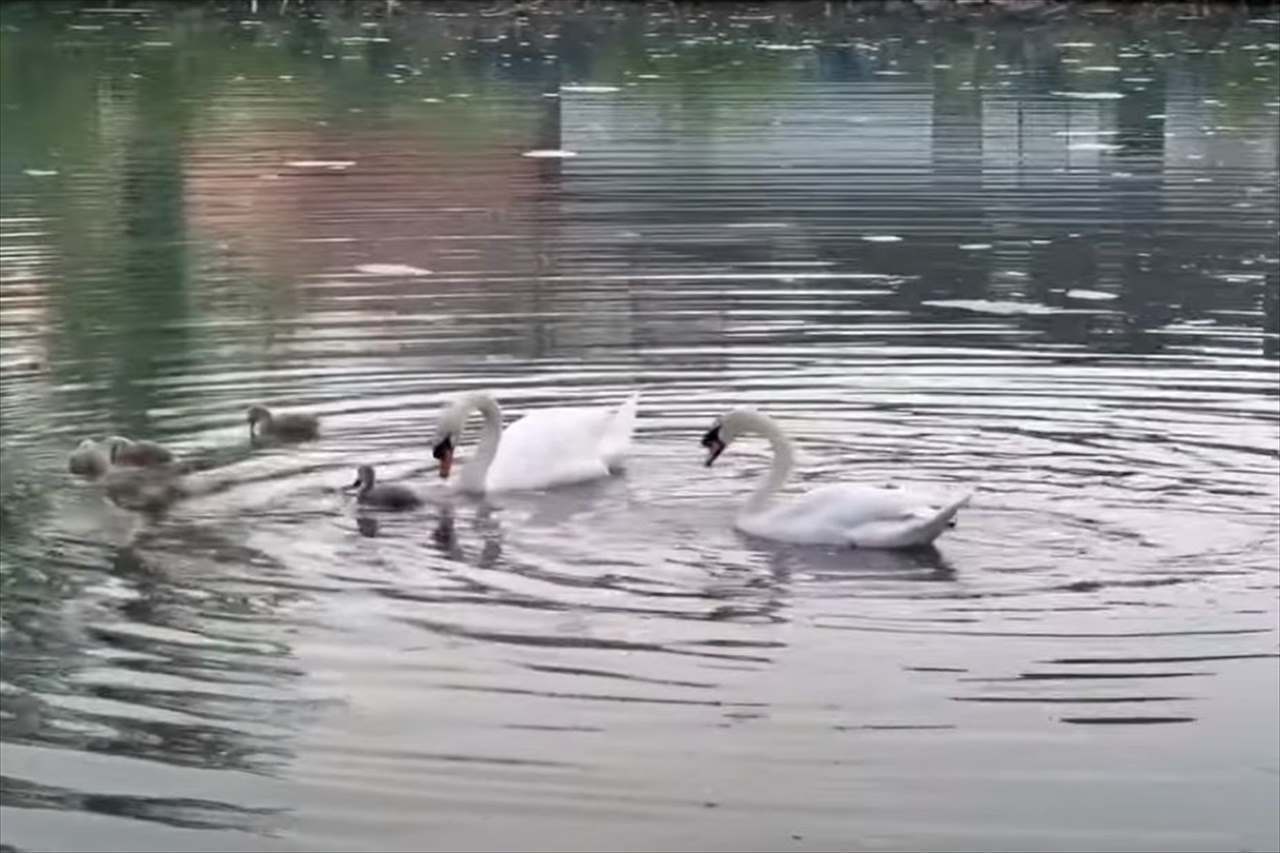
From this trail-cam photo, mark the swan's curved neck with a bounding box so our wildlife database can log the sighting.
[460,392,503,491]
[736,411,795,513]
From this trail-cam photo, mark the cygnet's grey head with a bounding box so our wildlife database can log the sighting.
[349,464,376,490]
[247,405,271,433]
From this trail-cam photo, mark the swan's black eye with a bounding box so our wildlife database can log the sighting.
[432,435,453,460]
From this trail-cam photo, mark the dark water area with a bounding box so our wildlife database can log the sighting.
[1,2,1278,851]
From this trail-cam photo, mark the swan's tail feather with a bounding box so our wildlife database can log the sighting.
[851,492,973,549]
[920,492,972,539]
[600,391,640,471]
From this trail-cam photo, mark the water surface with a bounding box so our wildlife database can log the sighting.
[1,2,1278,851]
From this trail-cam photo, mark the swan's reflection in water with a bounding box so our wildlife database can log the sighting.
[760,540,958,584]
[427,501,503,570]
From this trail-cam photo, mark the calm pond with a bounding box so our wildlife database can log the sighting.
[1,2,1278,851]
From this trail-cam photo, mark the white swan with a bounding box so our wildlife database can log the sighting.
[430,391,639,493]
[701,408,971,549]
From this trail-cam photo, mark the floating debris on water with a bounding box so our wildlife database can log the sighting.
[923,299,1059,315]
[286,160,355,170]
[1050,90,1126,100]
[355,264,432,276]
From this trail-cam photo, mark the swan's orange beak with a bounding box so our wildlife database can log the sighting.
[432,436,454,479]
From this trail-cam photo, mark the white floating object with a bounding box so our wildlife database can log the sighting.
[286,160,355,170]
[355,263,432,276]
[560,84,620,93]
[1066,289,1118,301]
[863,235,903,243]
[1050,90,1125,100]
[924,299,1057,316]
[1069,142,1121,151]
[23,168,57,177]
[958,243,993,250]
[522,149,578,159]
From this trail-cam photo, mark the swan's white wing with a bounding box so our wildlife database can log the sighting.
[844,493,971,548]
[599,392,639,471]
[741,484,969,547]
[483,406,615,491]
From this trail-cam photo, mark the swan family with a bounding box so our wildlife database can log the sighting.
[69,396,972,550]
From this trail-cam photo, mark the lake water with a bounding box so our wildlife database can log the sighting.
[1,2,1278,851]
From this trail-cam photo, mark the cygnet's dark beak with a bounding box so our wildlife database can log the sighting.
[432,436,454,479]
[701,425,725,467]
